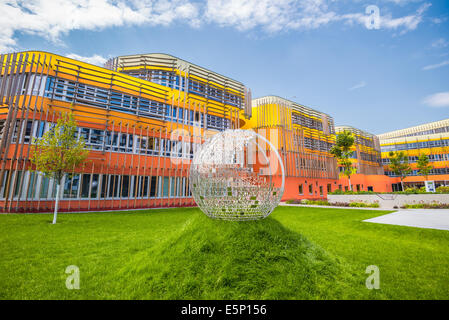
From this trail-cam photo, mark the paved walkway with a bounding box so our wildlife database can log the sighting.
[364,209,449,231]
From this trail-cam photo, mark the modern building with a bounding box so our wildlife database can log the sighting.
[378,118,449,189]
[335,126,383,175]
[3,50,444,212]
[0,51,250,212]
[334,126,392,193]
[241,96,339,200]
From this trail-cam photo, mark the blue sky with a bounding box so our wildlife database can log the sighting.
[2,0,449,134]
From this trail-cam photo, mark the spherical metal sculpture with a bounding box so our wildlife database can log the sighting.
[190,129,285,220]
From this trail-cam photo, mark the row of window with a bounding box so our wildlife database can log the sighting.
[0,170,191,200]
[292,113,334,133]
[359,152,381,163]
[385,167,449,177]
[338,151,380,163]
[382,153,449,164]
[37,76,230,131]
[298,182,370,195]
[6,119,203,158]
[295,157,331,171]
[298,182,331,196]
[381,139,449,152]
[302,137,334,152]
[392,126,449,139]
[123,69,243,108]
[355,136,375,149]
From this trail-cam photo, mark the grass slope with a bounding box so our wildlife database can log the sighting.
[0,206,448,299]
[114,213,357,299]
[273,206,449,299]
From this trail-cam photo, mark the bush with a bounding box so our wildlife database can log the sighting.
[403,202,449,209]
[287,199,380,208]
[329,190,376,195]
[346,202,379,208]
[397,187,427,194]
[436,186,449,194]
[328,202,350,207]
[348,202,380,208]
[300,199,330,206]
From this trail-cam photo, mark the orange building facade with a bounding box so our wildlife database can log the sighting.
[333,125,395,193]
[0,51,414,212]
[0,51,249,212]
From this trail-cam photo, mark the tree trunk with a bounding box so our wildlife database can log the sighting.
[53,182,61,224]
[400,179,404,192]
[348,176,352,191]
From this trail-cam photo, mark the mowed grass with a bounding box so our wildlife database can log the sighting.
[0,206,448,299]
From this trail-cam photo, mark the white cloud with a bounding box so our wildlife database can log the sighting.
[340,2,430,35]
[348,81,367,91]
[66,53,107,66]
[423,92,449,108]
[432,38,449,48]
[422,60,449,71]
[0,0,433,53]
[0,0,200,53]
[431,17,447,24]
[204,0,431,34]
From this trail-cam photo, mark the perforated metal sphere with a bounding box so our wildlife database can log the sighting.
[189,129,285,221]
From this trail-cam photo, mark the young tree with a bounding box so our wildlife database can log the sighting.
[417,153,433,181]
[388,151,412,191]
[330,130,356,191]
[30,112,88,224]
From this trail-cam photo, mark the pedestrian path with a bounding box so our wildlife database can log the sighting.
[363,209,449,231]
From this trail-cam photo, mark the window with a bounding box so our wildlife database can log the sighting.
[80,174,91,198]
[142,176,149,198]
[100,175,108,198]
[319,186,323,196]
[298,184,303,195]
[25,172,36,199]
[91,174,99,198]
[149,176,157,197]
[64,174,80,198]
[119,175,128,198]
[162,177,169,197]
[108,175,120,198]
[309,184,313,194]
[327,184,331,193]
[0,170,9,198]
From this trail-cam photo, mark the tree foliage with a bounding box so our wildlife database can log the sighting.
[416,153,433,180]
[330,131,356,188]
[30,112,89,184]
[388,151,411,189]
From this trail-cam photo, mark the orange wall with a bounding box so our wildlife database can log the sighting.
[279,174,397,201]
[276,176,338,201]
[337,174,398,192]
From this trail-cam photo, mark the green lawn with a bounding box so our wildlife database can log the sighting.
[0,206,448,299]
